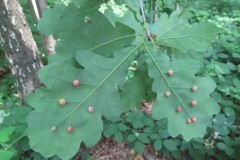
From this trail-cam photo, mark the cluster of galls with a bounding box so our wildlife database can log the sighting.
[167,69,198,125]
[51,79,94,133]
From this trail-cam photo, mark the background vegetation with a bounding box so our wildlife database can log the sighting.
[0,0,239,159]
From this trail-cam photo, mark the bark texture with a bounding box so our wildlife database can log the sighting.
[0,0,42,101]
[28,0,56,54]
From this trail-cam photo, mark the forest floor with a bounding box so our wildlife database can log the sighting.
[74,138,181,160]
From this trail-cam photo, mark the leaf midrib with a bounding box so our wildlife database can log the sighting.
[49,34,136,64]
[144,44,191,116]
[54,45,141,126]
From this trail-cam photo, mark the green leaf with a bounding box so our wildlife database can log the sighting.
[225,147,235,156]
[171,150,181,159]
[138,133,150,144]
[191,138,204,149]
[117,123,128,131]
[114,131,123,142]
[150,134,159,140]
[0,149,16,160]
[159,130,170,139]
[104,124,117,138]
[26,46,139,159]
[120,53,155,107]
[163,139,177,151]
[27,108,102,160]
[153,140,162,151]
[38,2,135,63]
[26,1,221,159]
[146,46,220,141]
[143,117,154,127]
[214,125,229,136]
[216,142,226,150]
[132,120,144,129]
[157,119,168,129]
[134,141,144,153]
[189,148,205,160]
[127,134,137,142]
[213,114,226,125]
[0,127,15,143]
[149,12,222,53]
[223,107,236,125]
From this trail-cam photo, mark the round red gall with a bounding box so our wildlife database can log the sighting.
[167,69,174,76]
[59,98,66,105]
[186,118,192,124]
[68,126,74,133]
[51,126,57,132]
[191,85,198,92]
[165,91,171,97]
[191,117,197,123]
[73,80,80,87]
[88,106,94,113]
[176,106,182,112]
[191,100,197,107]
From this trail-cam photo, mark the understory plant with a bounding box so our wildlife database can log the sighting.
[25,0,223,159]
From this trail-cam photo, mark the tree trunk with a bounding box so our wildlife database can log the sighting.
[27,0,56,55]
[0,0,42,101]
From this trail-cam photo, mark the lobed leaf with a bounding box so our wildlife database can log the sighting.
[145,46,220,141]
[149,12,222,53]
[26,47,139,159]
[27,1,222,159]
[38,1,135,63]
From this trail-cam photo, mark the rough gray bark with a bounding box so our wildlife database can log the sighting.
[0,0,43,101]
[27,0,56,54]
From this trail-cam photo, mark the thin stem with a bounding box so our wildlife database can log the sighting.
[4,135,25,151]
[139,0,146,23]
[175,0,180,11]
[154,0,158,22]
[139,0,151,38]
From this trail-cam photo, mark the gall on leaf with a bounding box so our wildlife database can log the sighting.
[165,91,171,97]
[51,126,57,132]
[186,119,192,124]
[68,126,74,133]
[191,85,198,92]
[191,117,197,123]
[73,80,80,87]
[191,100,197,107]
[59,98,66,106]
[167,69,174,76]
[88,106,94,113]
[176,106,182,113]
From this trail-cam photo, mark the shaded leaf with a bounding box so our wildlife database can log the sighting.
[0,127,15,143]
[127,134,137,142]
[114,131,123,142]
[38,1,135,63]
[149,12,221,53]
[163,139,177,151]
[134,141,144,153]
[138,133,150,144]
[117,123,128,131]
[0,149,16,160]
[145,46,220,141]
[26,47,139,159]
[213,114,226,125]
[153,140,162,151]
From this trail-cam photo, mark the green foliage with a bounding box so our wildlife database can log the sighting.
[185,1,240,159]
[25,0,222,159]
[0,105,32,160]
[149,12,221,53]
